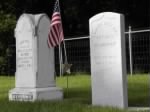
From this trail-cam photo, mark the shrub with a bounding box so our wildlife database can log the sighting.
[0,11,16,75]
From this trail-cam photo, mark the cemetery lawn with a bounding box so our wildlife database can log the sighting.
[0,74,149,112]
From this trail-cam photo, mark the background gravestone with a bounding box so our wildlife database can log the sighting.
[90,12,128,108]
[9,13,63,101]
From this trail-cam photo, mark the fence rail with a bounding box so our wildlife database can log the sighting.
[55,27,150,75]
[5,28,150,75]
[125,29,150,34]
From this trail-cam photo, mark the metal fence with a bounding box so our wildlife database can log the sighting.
[6,27,150,75]
[126,27,150,75]
[55,27,150,75]
[55,37,90,75]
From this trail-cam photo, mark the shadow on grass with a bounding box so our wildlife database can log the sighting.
[63,88,92,104]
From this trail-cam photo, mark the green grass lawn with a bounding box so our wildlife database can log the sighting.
[127,75,149,107]
[0,74,149,112]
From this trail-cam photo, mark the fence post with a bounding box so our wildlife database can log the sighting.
[59,44,63,77]
[128,26,133,76]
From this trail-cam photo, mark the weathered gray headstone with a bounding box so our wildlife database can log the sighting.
[9,14,63,101]
[90,12,128,108]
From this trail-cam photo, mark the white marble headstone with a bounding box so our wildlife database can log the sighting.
[15,14,35,87]
[9,14,63,101]
[90,12,128,108]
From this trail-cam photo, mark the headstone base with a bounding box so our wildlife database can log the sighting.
[9,87,63,101]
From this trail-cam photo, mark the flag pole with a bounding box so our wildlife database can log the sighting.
[58,0,68,67]
[63,40,68,64]
[57,0,63,77]
[63,40,69,96]
[49,0,65,77]
[57,0,68,65]
[58,0,69,96]
[59,44,62,77]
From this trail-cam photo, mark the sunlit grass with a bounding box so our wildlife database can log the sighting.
[127,74,149,107]
[0,74,149,112]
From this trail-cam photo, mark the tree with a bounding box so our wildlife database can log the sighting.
[0,0,16,74]
[15,0,149,36]
[0,0,16,14]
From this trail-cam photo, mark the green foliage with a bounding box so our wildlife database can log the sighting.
[0,0,16,59]
[0,0,16,14]
[0,75,149,112]
[0,12,16,32]
[0,56,5,65]
[0,12,16,74]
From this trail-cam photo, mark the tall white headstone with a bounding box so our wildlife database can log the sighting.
[90,12,128,108]
[9,14,63,101]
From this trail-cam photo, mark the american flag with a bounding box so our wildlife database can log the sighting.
[48,0,64,47]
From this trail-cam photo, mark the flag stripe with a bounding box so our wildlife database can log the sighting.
[52,26,59,43]
[52,18,61,23]
[51,30,58,45]
[55,25,60,40]
[49,33,55,46]
[52,14,61,20]
[52,17,61,23]
[51,21,61,26]
[48,0,64,48]
[48,34,54,47]
[53,25,59,38]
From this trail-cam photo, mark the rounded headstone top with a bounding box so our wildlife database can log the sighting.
[15,14,34,33]
[90,12,122,22]
[34,14,50,28]
[15,13,50,38]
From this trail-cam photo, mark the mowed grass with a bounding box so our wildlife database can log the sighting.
[0,74,149,112]
[127,74,149,107]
